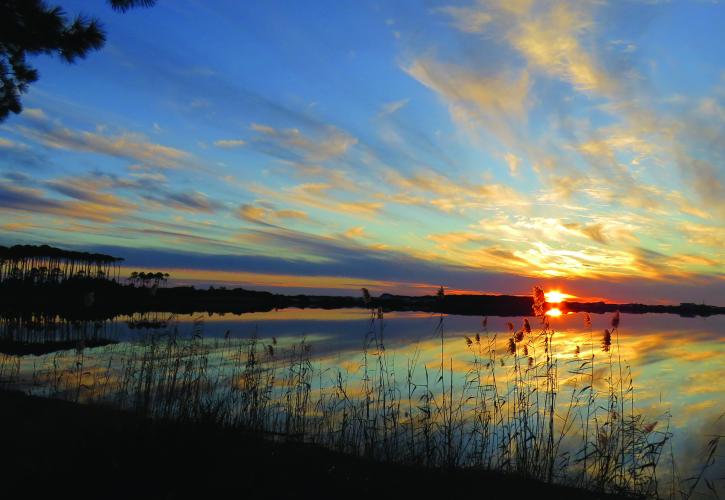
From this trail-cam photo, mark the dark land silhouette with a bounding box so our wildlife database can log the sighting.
[0,390,629,500]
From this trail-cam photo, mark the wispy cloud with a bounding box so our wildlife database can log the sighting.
[238,203,309,225]
[379,99,409,117]
[14,108,192,169]
[249,123,357,162]
[0,184,135,223]
[213,139,246,149]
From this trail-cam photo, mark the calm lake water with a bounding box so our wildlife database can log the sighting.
[1,308,723,496]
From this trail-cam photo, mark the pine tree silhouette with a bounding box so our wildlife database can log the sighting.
[0,0,156,121]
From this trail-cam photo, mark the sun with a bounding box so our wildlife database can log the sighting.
[545,308,563,317]
[544,290,575,303]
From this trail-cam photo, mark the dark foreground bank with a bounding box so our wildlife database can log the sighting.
[0,391,629,500]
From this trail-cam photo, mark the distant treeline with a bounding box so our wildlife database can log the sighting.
[127,271,169,288]
[0,244,124,285]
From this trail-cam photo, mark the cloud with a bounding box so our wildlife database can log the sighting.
[44,178,138,211]
[678,222,725,250]
[427,232,489,249]
[249,123,357,162]
[381,167,529,213]
[510,3,613,94]
[0,135,47,168]
[437,5,493,33]
[437,1,614,95]
[14,108,192,169]
[421,212,711,280]
[250,182,384,218]
[238,203,309,224]
[343,226,365,239]
[379,99,410,117]
[404,59,530,124]
[677,155,725,219]
[578,223,607,245]
[42,171,224,215]
[160,191,222,213]
[504,152,521,176]
[430,1,706,232]
[213,139,246,149]
[0,184,135,223]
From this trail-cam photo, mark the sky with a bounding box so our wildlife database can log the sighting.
[1,0,724,303]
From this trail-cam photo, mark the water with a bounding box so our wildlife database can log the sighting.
[1,308,723,496]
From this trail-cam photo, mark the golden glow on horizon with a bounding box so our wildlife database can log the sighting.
[545,290,575,303]
[545,308,563,317]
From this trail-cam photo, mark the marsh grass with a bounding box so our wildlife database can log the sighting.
[1,287,713,498]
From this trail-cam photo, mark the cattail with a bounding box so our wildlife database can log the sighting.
[574,345,580,356]
[522,345,529,356]
[482,317,488,329]
[464,336,473,346]
[523,318,531,334]
[602,329,612,352]
[533,286,546,316]
[514,329,524,343]
[507,337,516,355]
[584,313,591,329]
[528,356,534,367]
[507,322,515,332]
[475,333,480,343]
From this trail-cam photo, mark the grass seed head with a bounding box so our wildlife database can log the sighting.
[602,329,612,352]
[611,311,620,329]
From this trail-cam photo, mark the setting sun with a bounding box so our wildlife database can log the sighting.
[544,290,575,303]
[545,308,563,317]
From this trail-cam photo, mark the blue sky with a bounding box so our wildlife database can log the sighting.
[1,0,724,303]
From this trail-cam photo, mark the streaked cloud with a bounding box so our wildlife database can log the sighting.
[238,203,309,225]
[213,139,246,149]
[249,122,357,162]
[0,183,135,223]
[379,99,409,117]
[13,108,191,169]
[404,59,530,125]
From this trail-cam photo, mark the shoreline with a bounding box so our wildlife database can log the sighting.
[0,389,628,500]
